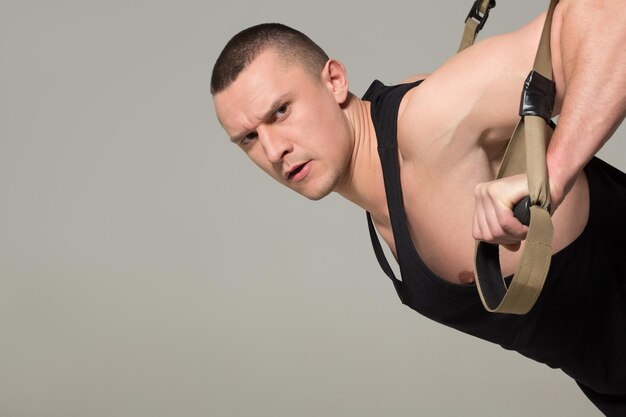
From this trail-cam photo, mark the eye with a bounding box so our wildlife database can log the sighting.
[241,132,258,146]
[274,103,289,120]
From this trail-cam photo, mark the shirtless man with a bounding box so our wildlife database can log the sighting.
[211,1,626,414]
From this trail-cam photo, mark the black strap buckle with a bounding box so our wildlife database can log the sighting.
[466,0,496,33]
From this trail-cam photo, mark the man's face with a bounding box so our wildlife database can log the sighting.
[213,49,353,200]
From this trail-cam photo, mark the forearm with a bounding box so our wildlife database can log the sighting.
[547,0,626,206]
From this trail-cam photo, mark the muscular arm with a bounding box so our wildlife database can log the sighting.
[400,2,626,245]
[471,0,626,245]
[547,0,626,208]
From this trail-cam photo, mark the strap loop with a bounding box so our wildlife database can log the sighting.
[473,0,560,314]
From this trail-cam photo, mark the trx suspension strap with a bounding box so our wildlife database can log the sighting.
[462,0,559,314]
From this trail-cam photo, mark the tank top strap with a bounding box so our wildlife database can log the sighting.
[362,79,423,303]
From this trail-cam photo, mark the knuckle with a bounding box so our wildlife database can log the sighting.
[500,217,516,233]
[473,184,483,198]
[486,182,501,199]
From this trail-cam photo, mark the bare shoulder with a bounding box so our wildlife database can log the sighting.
[399,73,430,84]
[397,12,554,162]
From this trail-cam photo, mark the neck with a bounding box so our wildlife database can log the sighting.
[334,93,389,221]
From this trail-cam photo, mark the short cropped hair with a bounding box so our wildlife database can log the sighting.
[210,23,329,95]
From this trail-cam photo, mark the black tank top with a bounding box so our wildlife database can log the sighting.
[362,79,626,395]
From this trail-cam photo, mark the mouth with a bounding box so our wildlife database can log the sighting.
[287,161,311,182]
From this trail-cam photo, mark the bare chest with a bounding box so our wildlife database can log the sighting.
[377,148,589,286]
[398,157,488,284]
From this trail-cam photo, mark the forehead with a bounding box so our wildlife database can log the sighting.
[213,50,315,135]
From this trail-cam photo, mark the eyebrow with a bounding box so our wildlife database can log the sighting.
[231,94,289,143]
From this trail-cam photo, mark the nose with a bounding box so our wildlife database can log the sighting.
[258,126,292,163]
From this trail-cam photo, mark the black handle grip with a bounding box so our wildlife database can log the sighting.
[513,195,532,226]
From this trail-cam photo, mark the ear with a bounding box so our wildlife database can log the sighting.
[321,59,349,105]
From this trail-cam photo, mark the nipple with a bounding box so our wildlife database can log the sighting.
[458,270,476,284]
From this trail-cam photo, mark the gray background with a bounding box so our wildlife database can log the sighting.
[1,1,623,416]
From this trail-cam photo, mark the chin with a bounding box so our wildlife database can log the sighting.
[294,188,327,201]
[303,192,328,201]
[300,172,346,201]
[297,183,335,201]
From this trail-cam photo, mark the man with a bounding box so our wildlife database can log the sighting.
[211,1,626,414]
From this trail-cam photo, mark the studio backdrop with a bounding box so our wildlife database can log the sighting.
[1,1,622,416]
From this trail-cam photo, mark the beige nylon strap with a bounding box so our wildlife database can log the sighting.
[458,0,495,52]
[473,0,559,314]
